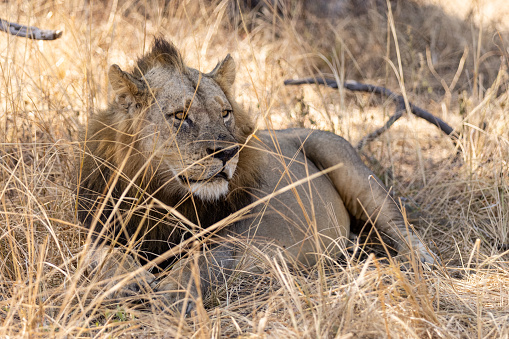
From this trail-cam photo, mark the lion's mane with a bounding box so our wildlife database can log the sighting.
[77,39,261,263]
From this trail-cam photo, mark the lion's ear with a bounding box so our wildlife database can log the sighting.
[108,64,145,110]
[207,54,236,89]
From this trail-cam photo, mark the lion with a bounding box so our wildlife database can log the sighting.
[77,38,436,311]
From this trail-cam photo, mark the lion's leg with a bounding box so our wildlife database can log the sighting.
[85,247,157,298]
[295,129,437,265]
[154,244,236,313]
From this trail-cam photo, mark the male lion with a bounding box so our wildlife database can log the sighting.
[78,38,435,311]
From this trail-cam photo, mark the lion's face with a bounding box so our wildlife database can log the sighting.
[108,54,241,201]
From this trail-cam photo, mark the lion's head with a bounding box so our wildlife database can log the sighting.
[91,39,257,202]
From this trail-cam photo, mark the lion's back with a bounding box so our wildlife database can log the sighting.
[244,129,350,264]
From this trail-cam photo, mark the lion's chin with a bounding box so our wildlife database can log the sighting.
[188,180,229,201]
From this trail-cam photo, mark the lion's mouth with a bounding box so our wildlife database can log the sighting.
[179,171,229,184]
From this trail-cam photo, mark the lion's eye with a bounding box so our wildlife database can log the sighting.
[174,111,186,120]
[222,110,232,119]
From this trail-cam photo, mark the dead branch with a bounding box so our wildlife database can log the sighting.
[284,78,458,150]
[356,103,405,151]
[0,18,62,40]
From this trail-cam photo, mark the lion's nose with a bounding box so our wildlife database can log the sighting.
[206,146,239,164]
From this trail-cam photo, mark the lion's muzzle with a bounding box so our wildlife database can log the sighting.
[175,144,239,201]
[206,145,239,165]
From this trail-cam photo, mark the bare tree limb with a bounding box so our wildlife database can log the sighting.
[0,18,62,40]
[356,103,405,151]
[284,77,459,149]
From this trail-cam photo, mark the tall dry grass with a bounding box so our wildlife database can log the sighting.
[0,0,508,337]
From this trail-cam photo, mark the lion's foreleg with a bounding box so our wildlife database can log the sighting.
[85,247,157,298]
[154,244,236,313]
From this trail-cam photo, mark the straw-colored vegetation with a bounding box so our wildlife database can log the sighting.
[0,0,508,337]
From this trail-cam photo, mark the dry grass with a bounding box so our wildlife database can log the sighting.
[1,0,508,337]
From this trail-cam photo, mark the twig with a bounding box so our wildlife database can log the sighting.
[0,18,62,40]
[356,104,405,151]
[284,78,459,150]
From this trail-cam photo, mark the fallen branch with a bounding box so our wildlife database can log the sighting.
[0,18,62,40]
[356,104,405,151]
[284,77,458,150]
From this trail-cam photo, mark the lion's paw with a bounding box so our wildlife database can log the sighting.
[153,278,196,315]
[399,239,440,267]
[85,248,157,299]
[99,269,157,300]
